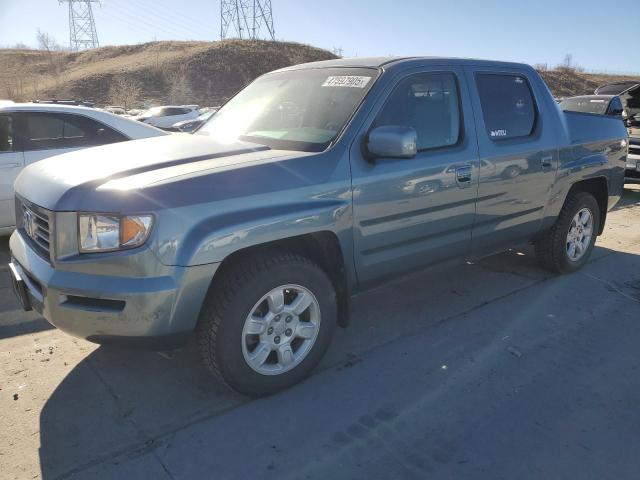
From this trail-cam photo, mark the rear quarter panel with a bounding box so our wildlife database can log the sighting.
[541,110,627,230]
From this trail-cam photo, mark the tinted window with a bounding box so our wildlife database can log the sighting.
[476,74,536,140]
[168,108,190,116]
[23,113,127,150]
[0,115,14,152]
[375,72,461,150]
[560,97,609,115]
[607,97,623,115]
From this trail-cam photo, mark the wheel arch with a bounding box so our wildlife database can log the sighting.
[565,177,608,235]
[211,231,352,328]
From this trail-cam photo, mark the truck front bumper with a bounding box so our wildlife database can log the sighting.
[8,230,217,349]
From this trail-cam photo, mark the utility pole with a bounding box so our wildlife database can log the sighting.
[220,0,275,41]
[59,0,100,51]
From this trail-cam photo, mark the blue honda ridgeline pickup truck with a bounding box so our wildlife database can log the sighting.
[9,58,628,396]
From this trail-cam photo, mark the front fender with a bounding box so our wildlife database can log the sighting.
[176,198,352,266]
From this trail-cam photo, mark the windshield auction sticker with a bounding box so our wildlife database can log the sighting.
[322,76,372,88]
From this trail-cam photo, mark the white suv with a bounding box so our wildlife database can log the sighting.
[135,106,200,129]
[0,103,166,235]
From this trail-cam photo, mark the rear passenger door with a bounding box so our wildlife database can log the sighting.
[464,68,558,256]
[351,68,480,285]
[17,112,127,165]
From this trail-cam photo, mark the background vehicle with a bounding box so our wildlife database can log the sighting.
[0,103,166,235]
[595,82,640,181]
[135,105,200,129]
[103,106,127,115]
[560,95,626,119]
[9,58,627,397]
[171,109,216,133]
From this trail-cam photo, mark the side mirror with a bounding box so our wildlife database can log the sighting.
[366,125,417,159]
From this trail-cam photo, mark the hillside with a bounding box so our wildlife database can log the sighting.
[0,40,337,107]
[1,41,638,107]
[538,67,640,98]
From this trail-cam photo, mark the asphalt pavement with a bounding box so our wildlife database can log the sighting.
[1,187,640,480]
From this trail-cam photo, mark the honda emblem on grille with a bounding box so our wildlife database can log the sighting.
[23,209,38,240]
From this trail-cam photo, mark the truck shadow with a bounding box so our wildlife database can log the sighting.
[613,184,640,211]
[36,241,640,479]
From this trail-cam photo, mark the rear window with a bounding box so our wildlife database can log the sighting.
[475,74,537,140]
[162,108,190,116]
[560,97,610,115]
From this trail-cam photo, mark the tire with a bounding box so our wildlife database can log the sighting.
[197,251,337,397]
[534,191,600,274]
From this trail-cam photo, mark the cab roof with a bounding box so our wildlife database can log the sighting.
[276,56,533,72]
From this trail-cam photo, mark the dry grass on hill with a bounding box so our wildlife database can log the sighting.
[0,40,337,107]
[0,41,638,107]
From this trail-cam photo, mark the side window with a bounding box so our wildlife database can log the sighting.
[28,114,64,147]
[607,97,623,115]
[475,73,536,140]
[63,115,127,146]
[0,115,15,152]
[375,72,461,150]
[166,107,189,116]
[24,113,127,150]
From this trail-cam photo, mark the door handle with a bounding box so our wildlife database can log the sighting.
[541,155,553,170]
[455,164,473,185]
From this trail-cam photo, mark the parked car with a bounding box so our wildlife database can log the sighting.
[559,95,626,119]
[595,82,640,182]
[33,99,95,108]
[171,110,217,133]
[8,57,627,397]
[135,106,200,129]
[0,103,166,235]
[103,106,127,115]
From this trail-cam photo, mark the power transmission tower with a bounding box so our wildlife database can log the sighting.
[59,0,100,50]
[220,0,275,41]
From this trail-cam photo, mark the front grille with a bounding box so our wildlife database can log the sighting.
[17,198,52,260]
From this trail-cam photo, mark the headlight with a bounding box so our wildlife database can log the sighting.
[78,214,153,253]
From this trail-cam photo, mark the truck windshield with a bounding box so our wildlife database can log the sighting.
[197,67,379,152]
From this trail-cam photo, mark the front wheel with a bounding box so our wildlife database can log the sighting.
[197,252,336,397]
[535,191,600,274]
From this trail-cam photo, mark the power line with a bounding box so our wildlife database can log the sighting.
[109,0,211,39]
[221,0,275,41]
[59,0,100,50]
[105,1,204,40]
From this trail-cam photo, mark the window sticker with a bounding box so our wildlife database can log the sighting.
[515,77,524,84]
[322,76,372,88]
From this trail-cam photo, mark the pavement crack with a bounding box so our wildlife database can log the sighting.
[581,272,640,304]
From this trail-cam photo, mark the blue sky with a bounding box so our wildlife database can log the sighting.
[0,0,638,73]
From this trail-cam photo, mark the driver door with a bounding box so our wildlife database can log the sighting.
[350,68,480,286]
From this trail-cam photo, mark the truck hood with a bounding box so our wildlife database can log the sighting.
[14,133,303,211]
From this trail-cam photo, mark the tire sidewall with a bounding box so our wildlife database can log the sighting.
[215,260,336,396]
[557,193,600,272]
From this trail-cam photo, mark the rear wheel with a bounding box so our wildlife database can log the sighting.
[535,191,600,274]
[197,252,336,397]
